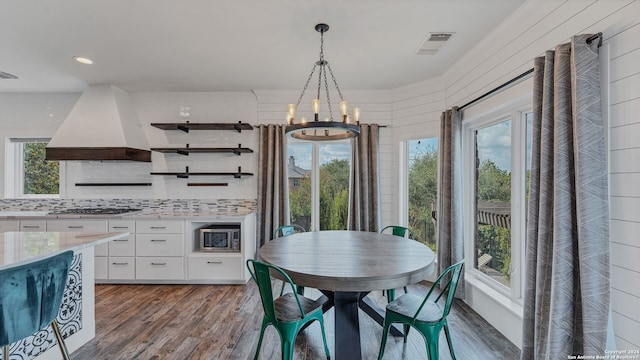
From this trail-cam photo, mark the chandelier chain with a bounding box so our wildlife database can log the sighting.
[323,66,334,121]
[295,63,317,108]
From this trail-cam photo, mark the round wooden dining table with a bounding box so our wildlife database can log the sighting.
[259,230,435,360]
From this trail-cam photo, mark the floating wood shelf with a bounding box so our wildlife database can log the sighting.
[150,121,253,133]
[187,183,229,187]
[150,166,252,179]
[150,144,253,156]
[75,183,152,187]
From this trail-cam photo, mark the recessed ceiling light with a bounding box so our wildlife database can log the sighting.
[73,56,94,65]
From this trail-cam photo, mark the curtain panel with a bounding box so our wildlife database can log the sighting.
[348,124,381,232]
[256,124,289,248]
[437,107,465,297]
[521,34,609,359]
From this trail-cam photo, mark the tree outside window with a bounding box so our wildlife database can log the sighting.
[24,142,59,195]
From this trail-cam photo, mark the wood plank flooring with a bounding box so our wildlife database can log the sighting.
[73,281,520,359]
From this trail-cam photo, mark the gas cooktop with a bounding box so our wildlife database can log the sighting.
[49,208,142,216]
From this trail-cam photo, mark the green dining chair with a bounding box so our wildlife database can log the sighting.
[246,259,331,360]
[273,224,307,296]
[1,250,75,360]
[377,260,465,360]
[273,224,306,239]
[380,225,415,301]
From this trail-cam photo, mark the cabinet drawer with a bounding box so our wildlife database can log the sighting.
[188,256,242,280]
[0,220,20,232]
[46,220,108,232]
[95,256,108,280]
[109,234,136,257]
[20,220,46,232]
[136,257,184,280]
[109,220,136,233]
[136,234,184,256]
[95,242,109,257]
[136,220,183,234]
[109,257,135,279]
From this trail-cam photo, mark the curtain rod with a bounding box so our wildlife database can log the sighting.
[458,32,602,111]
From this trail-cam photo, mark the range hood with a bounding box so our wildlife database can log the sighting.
[46,84,151,162]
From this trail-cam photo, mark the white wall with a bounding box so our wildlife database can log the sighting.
[390,0,640,350]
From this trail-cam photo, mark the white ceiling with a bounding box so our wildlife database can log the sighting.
[0,0,525,93]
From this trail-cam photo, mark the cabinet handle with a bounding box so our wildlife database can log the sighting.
[207,261,223,264]
[112,226,130,229]
[150,239,166,242]
[22,225,41,228]
[67,226,84,229]
[150,226,166,229]
[112,262,129,265]
[150,262,167,266]
[113,239,128,242]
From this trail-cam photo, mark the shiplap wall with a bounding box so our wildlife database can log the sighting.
[390,0,639,350]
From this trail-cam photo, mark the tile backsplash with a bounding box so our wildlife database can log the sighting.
[0,198,257,213]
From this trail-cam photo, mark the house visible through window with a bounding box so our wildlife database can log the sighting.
[5,138,59,198]
[287,141,351,231]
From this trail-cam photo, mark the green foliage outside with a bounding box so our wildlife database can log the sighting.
[408,145,438,252]
[289,158,351,231]
[24,143,59,194]
[476,159,511,279]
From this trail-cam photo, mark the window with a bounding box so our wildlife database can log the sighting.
[463,102,532,299]
[287,140,351,231]
[5,138,60,198]
[406,137,438,252]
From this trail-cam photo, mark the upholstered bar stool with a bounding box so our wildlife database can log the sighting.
[0,250,74,360]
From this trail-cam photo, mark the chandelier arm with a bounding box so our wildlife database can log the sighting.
[296,64,318,108]
[326,64,345,102]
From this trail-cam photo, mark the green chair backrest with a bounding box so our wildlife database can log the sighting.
[380,225,413,238]
[273,224,306,239]
[413,260,465,322]
[0,250,74,346]
[246,259,306,321]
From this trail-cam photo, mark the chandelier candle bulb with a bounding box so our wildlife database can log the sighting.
[300,116,307,124]
[340,100,349,122]
[287,104,296,124]
[353,107,361,125]
[311,99,320,121]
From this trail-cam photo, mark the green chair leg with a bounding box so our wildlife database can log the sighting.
[377,319,392,360]
[253,319,269,360]
[443,322,457,360]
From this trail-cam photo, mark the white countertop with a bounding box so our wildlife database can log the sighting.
[0,231,128,269]
[0,210,255,219]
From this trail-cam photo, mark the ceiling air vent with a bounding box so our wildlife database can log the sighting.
[415,32,455,55]
[0,71,18,79]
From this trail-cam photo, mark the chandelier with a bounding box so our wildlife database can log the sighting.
[285,23,360,141]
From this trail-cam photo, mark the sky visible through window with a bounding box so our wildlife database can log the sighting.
[287,142,351,170]
[477,120,512,171]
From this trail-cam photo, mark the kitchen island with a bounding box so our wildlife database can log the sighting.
[0,231,128,360]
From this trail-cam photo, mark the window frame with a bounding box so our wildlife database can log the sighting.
[287,138,351,231]
[4,138,61,199]
[462,96,532,301]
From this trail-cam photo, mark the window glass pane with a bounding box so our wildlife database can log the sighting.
[475,120,511,287]
[318,143,351,230]
[287,143,312,231]
[23,142,59,195]
[408,138,438,252]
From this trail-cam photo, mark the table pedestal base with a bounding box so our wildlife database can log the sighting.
[319,291,403,360]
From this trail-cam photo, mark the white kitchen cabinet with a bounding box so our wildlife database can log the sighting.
[135,256,184,280]
[19,220,46,232]
[46,219,108,232]
[106,220,136,279]
[0,220,20,232]
[135,220,185,281]
[188,255,242,281]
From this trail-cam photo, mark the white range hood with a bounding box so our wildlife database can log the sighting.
[46,84,151,162]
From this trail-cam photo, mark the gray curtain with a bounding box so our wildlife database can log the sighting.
[348,124,380,232]
[521,34,609,359]
[256,124,289,248]
[437,107,465,297]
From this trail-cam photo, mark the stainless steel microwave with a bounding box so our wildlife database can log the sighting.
[199,224,241,252]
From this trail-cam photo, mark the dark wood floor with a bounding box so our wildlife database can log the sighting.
[73,281,520,359]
